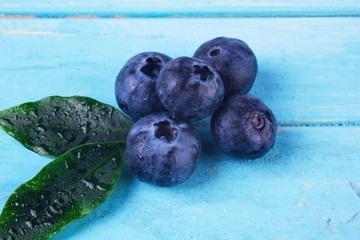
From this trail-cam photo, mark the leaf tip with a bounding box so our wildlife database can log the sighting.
[0,116,12,128]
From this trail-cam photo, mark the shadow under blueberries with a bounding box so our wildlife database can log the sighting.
[183,65,296,183]
[173,125,225,189]
[250,60,290,122]
[181,108,301,191]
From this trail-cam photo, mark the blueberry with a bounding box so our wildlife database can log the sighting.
[211,94,277,159]
[115,52,172,121]
[157,57,224,121]
[126,112,202,186]
[193,37,258,97]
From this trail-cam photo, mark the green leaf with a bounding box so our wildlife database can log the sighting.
[0,96,133,158]
[0,141,126,240]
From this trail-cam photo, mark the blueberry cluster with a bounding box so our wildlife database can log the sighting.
[115,37,277,187]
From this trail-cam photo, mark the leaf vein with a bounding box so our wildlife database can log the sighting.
[0,115,132,132]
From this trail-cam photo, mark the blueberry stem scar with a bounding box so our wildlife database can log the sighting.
[140,57,162,79]
[252,117,260,126]
[209,49,220,57]
[193,65,215,82]
[251,115,265,130]
[154,120,177,142]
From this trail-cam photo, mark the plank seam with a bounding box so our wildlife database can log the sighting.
[193,121,360,128]
[1,13,360,19]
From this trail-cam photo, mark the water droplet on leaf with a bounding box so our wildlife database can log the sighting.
[37,126,45,133]
[81,126,88,134]
[49,206,59,213]
[82,180,94,189]
[30,209,36,217]
[34,146,49,156]
[0,117,12,127]
[96,185,106,191]
[25,221,33,229]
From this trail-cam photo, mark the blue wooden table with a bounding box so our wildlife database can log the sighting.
[1,1,360,239]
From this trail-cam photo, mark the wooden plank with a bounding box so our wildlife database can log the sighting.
[1,126,360,239]
[1,0,360,18]
[0,18,359,124]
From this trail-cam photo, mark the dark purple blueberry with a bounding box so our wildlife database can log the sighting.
[211,94,277,159]
[194,37,258,97]
[115,52,172,121]
[126,112,202,187]
[156,57,224,121]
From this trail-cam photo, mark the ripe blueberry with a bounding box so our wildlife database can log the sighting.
[157,57,224,121]
[211,94,277,159]
[126,112,202,186]
[193,37,258,97]
[115,52,172,121]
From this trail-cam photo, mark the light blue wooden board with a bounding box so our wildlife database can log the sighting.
[0,18,359,124]
[1,16,360,240]
[1,0,360,17]
[1,127,360,239]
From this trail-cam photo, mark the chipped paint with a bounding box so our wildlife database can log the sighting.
[347,212,359,223]
[349,181,360,198]
[288,215,294,224]
[326,218,334,231]
[0,14,35,18]
[295,202,315,207]
[301,182,312,191]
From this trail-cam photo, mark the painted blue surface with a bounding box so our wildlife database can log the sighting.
[1,0,360,17]
[0,18,359,124]
[1,6,360,240]
[1,127,360,239]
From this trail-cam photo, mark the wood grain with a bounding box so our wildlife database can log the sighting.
[0,0,360,18]
[0,7,359,239]
[1,127,360,239]
[0,18,359,124]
